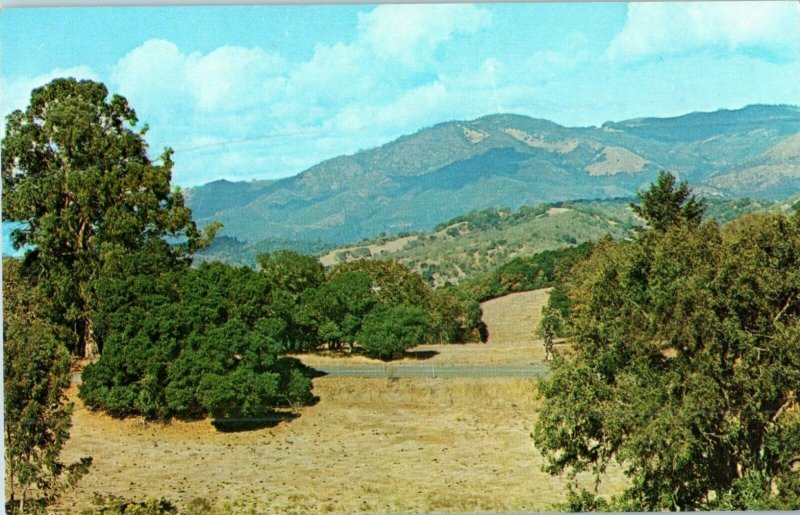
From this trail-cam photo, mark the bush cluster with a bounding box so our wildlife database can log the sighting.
[80,249,483,420]
[80,245,315,421]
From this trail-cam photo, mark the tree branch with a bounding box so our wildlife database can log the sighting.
[771,392,797,424]
[773,294,797,325]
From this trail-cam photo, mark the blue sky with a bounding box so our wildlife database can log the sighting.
[1,2,799,187]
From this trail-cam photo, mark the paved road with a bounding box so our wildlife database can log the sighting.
[72,363,550,384]
[313,363,550,378]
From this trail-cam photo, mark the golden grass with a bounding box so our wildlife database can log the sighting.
[319,235,419,267]
[56,377,626,514]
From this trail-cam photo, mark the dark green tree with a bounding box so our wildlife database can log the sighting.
[80,258,314,422]
[630,170,706,232]
[256,250,325,297]
[4,259,92,513]
[330,259,429,307]
[1,78,209,358]
[533,213,800,510]
[357,304,430,360]
[256,251,326,352]
[307,271,376,350]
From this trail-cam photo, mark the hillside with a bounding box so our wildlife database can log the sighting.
[319,199,640,285]
[186,105,800,244]
[195,195,789,286]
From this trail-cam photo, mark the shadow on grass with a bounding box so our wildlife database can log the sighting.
[212,411,300,432]
[403,349,439,360]
[277,356,328,378]
[210,358,326,433]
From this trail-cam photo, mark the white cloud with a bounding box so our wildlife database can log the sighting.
[275,3,491,129]
[606,2,800,62]
[1,65,100,116]
[111,39,285,114]
[284,41,374,112]
[186,46,285,112]
[358,4,491,68]
[327,81,449,133]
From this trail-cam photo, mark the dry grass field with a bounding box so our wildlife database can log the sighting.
[54,289,625,513]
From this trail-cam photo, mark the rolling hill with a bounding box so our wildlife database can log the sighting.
[196,195,795,285]
[186,104,800,245]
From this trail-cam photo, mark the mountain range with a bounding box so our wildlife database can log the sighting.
[185,104,800,245]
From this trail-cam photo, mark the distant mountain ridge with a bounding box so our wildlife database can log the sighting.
[185,104,800,244]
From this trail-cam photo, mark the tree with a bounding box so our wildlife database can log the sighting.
[330,259,429,307]
[532,213,800,510]
[427,285,485,343]
[357,304,430,360]
[79,258,314,422]
[256,250,325,297]
[256,251,326,352]
[630,170,705,232]
[1,78,207,358]
[4,259,92,513]
[307,271,376,350]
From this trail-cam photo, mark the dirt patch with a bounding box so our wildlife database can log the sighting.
[586,146,650,176]
[319,235,418,267]
[503,128,582,154]
[462,126,488,144]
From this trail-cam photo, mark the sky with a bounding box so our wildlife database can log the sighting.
[1,2,799,187]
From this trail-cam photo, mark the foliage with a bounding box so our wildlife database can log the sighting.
[327,259,483,347]
[83,494,177,514]
[1,78,206,357]
[357,304,430,360]
[307,271,376,349]
[555,485,610,512]
[81,250,476,420]
[533,212,800,510]
[3,258,92,513]
[81,247,480,421]
[461,242,593,302]
[256,250,325,296]
[80,255,315,421]
[630,170,705,231]
[330,259,429,307]
[427,285,487,343]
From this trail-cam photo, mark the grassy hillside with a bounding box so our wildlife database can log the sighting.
[196,195,793,283]
[320,199,641,286]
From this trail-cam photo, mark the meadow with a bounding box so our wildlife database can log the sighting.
[54,290,626,513]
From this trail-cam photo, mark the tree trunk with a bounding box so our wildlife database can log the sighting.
[83,316,100,360]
